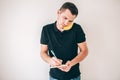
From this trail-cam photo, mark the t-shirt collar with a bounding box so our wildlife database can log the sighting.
[54,21,61,32]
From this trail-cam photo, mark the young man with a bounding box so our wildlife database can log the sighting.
[40,2,88,80]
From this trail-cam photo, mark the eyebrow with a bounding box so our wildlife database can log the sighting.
[69,20,73,22]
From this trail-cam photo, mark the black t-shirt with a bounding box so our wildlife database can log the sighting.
[40,22,86,80]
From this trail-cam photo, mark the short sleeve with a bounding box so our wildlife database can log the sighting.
[76,25,86,43]
[40,27,48,44]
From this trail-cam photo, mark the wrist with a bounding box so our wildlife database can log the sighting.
[69,60,75,67]
[47,56,52,64]
[67,61,73,67]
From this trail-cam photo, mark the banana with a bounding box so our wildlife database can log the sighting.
[63,23,73,30]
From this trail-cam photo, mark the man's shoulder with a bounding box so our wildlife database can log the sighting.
[73,23,82,29]
[43,23,54,29]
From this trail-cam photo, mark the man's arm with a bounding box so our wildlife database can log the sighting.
[58,41,88,72]
[70,41,88,66]
[40,44,62,66]
[40,44,51,63]
[59,42,88,72]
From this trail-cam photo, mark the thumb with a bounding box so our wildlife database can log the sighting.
[66,61,71,66]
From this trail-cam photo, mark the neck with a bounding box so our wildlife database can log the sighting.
[56,22,64,32]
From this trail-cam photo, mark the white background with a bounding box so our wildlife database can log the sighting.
[0,0,120,80]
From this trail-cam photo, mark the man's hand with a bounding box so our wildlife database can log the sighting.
[58,61,72,72]
[49,57,62,67]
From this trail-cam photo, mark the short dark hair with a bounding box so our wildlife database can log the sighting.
[60,2,78,16]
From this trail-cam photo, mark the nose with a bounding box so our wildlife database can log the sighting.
[64,20,69,26]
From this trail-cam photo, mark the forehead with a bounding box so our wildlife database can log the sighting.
[60,9,76,20]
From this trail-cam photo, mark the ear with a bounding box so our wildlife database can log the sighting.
[57,9,61,15]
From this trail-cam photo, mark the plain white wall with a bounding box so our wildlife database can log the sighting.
[0,0,120,80]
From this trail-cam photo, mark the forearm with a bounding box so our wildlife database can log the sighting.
[40,51,51,64]
[70,50,88,67]
[40,51,63,67]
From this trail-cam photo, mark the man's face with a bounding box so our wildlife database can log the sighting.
[57,9,76,29]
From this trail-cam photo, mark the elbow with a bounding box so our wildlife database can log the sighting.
[82,47,88,57]
[40,50,45,59]
[85,47,89,57]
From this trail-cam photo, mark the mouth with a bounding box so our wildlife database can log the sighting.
[62,24,67,28]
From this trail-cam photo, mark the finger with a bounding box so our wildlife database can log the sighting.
[49,58,56,66]
[52,57,62,65]
[65,61,71,67]
[60,59,62,62]
[59,67,69,72]
[58,67,65,71]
